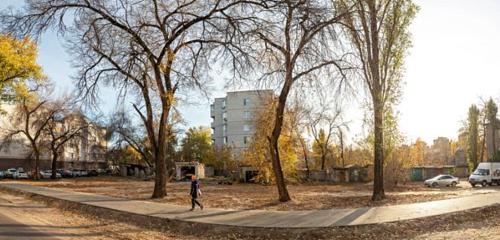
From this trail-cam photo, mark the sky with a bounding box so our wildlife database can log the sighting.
[2,0,500,144]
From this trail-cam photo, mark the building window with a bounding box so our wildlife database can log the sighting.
[243,98,250,106]
[222,99,226,109]
[243,125,250,132]
[223,137,228,144]
[223,124,227,134]
[243,111,251,120]
[243,136,249,144]
[223,112,227,121]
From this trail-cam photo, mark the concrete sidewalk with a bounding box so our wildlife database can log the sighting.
[1,183,499,228]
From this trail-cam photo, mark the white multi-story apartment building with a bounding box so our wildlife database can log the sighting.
[58,113,107,170]
[0,104,107,171]
[210,90,273,157]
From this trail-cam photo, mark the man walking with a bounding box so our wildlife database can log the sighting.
[189,175,203,211]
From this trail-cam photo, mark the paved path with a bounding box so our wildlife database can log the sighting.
[0,193,77,240]
[1,183,499,228]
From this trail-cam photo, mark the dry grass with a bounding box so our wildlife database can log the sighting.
[10,176,499,210]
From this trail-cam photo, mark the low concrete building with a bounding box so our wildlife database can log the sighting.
[410,165,457,181]
[298,165,373,183]
[175,162,205,181]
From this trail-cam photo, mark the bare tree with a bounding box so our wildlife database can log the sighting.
[1,0,260,198]
[45,102,87,179]
[227,0,352,202]
[107,110,153,168]
[1,89,59,180]
[307,107,344,170]
[339,0,418,201]
[336,125,349,167]
[288,96,311,178]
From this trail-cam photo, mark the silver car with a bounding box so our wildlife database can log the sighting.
[424,174,460,187]
[13,170,29,179]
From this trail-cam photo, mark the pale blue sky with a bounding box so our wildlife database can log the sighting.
[2,0,500,144]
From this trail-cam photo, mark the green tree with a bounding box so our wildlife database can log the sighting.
[468,104,480,170]
[485,98,498,161]
[181,126,212,164]
[340,0,418,201]
[0,35,45,100]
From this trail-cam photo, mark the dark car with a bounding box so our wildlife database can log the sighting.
[88,170,98,177]
[57,169,74,178]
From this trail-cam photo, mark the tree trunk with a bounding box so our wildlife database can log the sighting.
[51,151,58,179]
[152,151,167,198]
[151,96,171,199]
[299,137,310,178]
[372,98,385,201]
[321,147,326,170]
[268,135,291,202]
[268,83,292,202]
[33,148,40,181]
[492,120,497,161]
[480,115,486,162]
[340,130,345,167]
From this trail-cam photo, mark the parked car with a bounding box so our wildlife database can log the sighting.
[424,174,459,187]
[0,170,4,179]
[13,169,29,179]
[469,162,500,187]
[58,169,74,178]
[40,170,62,179]
[97,169,106,175]
[80,170,88,177]
[5,168,17,178]
[40,170,51,179]
[71,169,81,177]
[88,170,98,177]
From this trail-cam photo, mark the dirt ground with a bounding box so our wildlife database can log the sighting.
[7,176,500,210]
[0,190,197,240]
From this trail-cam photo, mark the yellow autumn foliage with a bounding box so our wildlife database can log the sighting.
[242,98,299,183]
[0,35,46,100]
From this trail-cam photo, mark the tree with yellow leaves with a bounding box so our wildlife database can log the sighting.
[0,35,45,100]
[243,99,299,184]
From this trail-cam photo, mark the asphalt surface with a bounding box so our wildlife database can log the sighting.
[0,194,70,240]
[0,212,57,240]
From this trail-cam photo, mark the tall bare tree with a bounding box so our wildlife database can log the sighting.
[1,0,258,198]
[228,0,352,202]
[340,0,417,201]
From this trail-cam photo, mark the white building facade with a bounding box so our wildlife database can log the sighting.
[210,90,273,158]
